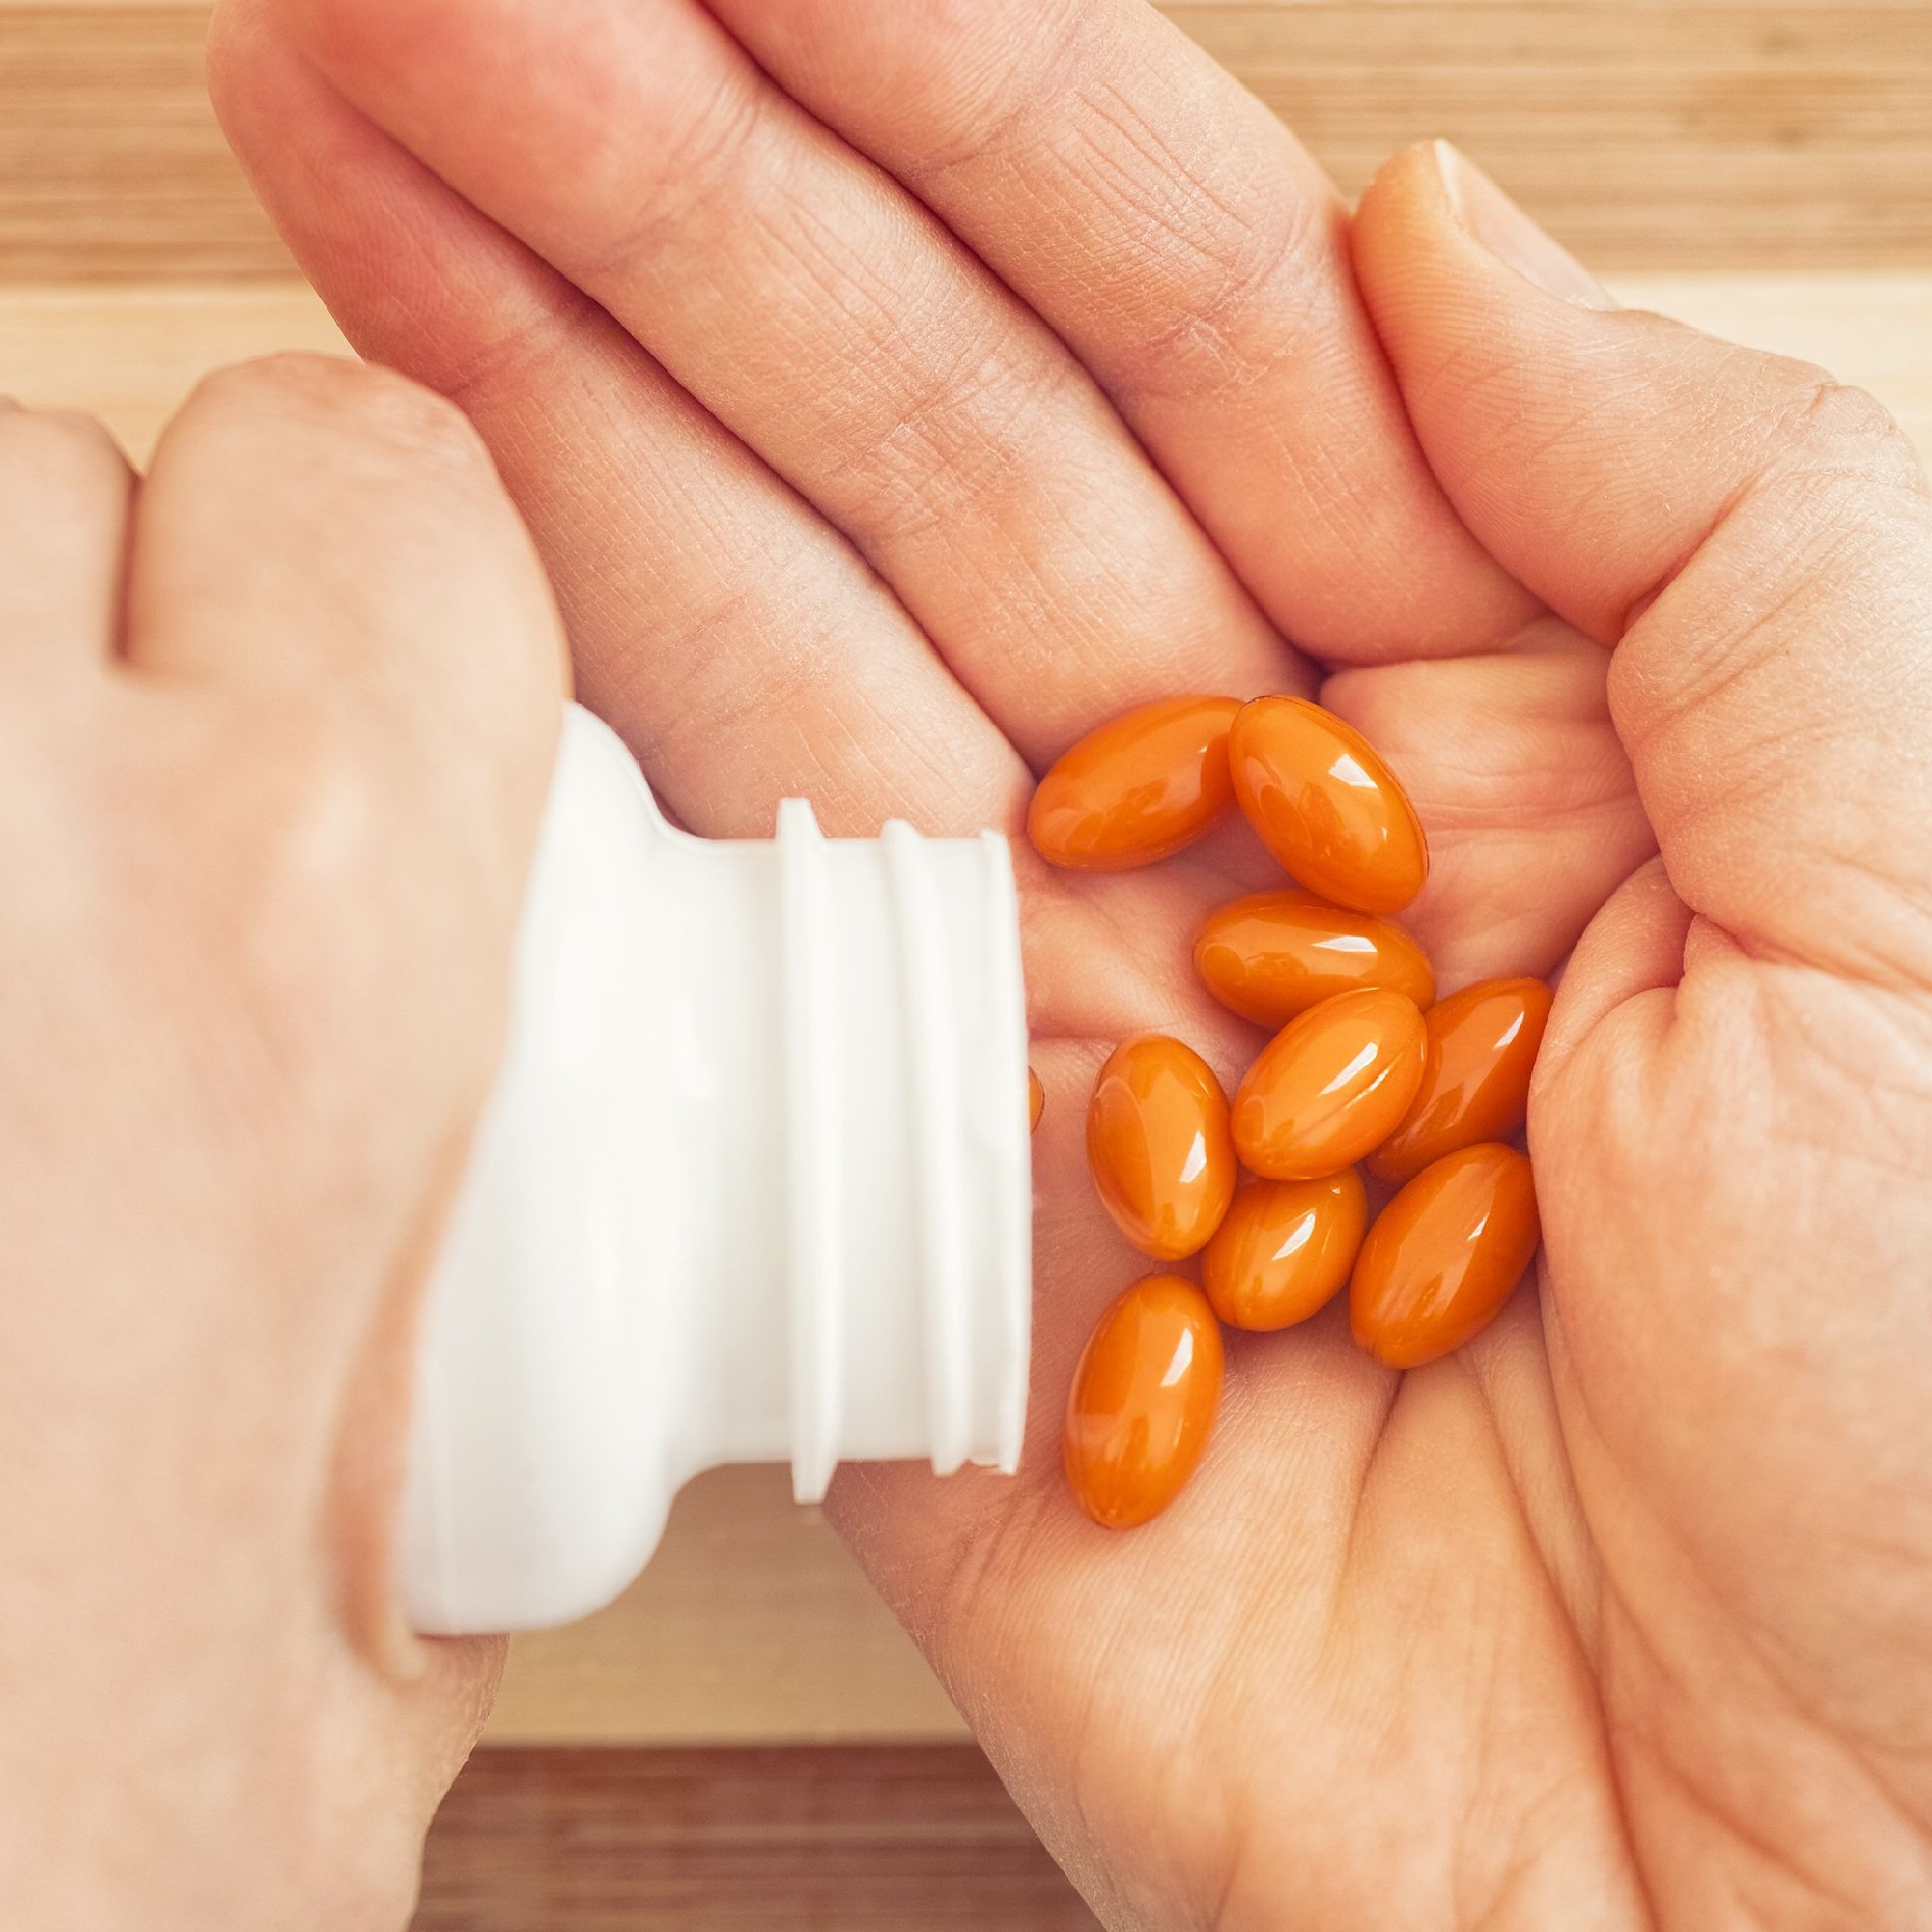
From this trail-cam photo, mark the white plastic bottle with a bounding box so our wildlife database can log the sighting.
[401,705,1033,1634]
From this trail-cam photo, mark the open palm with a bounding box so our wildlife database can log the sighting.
[211,0,1932,1922]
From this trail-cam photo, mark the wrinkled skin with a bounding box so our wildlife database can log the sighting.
[208,1,1932,1924]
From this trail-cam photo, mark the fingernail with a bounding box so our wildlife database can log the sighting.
[1433,139,1617,311]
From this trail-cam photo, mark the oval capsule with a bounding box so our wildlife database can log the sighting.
[1087,1036,1236,1259]
[1029,1065,1045,1134]
[1369,978,1553,1186]
[1065,1275,1224,1528]
[1202,1169,1368,1331]
[1028,695,1242,871]
[1228,696,1428,913]
[1350,1144,1540,1368]
[1193,889,1435,1029]
[1231,988,1426,1181]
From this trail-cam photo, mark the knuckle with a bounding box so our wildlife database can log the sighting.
[325,362,492,476]
[576,61,768,281]
[849,316,1061,545]
[260,707,395,895]
[152,688,509,1156]
[1111,199,1326,402]
[0,405,130,489]
[216,705,397,989]
[895,0,1091,182]
[186,349,355,418]
[191,353,496,490]
[106,703,395,1115]
[1039,94,1333,403]
[1770,369,1925,497]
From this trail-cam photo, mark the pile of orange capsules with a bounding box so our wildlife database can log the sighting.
[1027,696,1550,1530]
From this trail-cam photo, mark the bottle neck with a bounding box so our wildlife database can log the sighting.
[646,776,1032,1497]
[403,706,1031,1632]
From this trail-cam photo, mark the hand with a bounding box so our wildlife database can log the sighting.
[0,358,563,1926]
[209,1,1932,1923]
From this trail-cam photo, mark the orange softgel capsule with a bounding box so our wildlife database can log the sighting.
[1350,1144,1540,1368]
[1369,977,1553,1186]
[1087,1036,1236,1259]
[1065,1275,1225,1528]
[1028,695,1241,871]
[1231,987,1426,1181]
[1228,696,1428,913]
[1028,1065,1045,1133]
[1194,889,1435,1029]
[1202,1169,1367,1332]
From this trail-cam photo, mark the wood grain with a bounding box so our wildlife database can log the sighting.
[3,3,1930,280]
[0,8,286,279]
[1167,3,1932,270]
[410,1746,1100,1931]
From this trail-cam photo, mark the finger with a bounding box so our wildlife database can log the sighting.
[261,0,1298,764]
[705,0,1540,665]
[1533,857,1693,1095]
[128,353,563,864]
[130,354,570,1624]
[208,2,1026,837]
[0,404,134,674]
[404,1634,506,1801]
[1354,142,1932,984]
[1321,622,1656,993]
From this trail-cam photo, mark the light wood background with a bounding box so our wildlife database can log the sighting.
[3,2,1929,1760]
[3,2,1931,276]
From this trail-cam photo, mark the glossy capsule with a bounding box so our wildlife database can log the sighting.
[1231,987,1426,1181]
[1065,1275,1224,1528]
[1029,1065,1045,1133]
[1087,1036,1236,1259]
[1202,1169,1368,1331]
[1028,695,1242,871]
[1193,889,1435,1029]
[1350,1144,1540,1368]
[1228,696,1428,913]
[1369,978,1553,1186]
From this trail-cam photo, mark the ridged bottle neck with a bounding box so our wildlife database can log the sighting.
[648,757,1032,1499]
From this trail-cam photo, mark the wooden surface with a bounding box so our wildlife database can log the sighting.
[486,1469,967,1744]
[0,6,285,279]
[411,1747,1100,1930]
[2,2,1931,281]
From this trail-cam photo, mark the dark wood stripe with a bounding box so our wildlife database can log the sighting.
[2,5,1930,281]
[0,9,291,280]
[411,1746,1102,1930]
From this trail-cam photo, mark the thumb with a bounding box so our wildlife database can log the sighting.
[1352,142,1932,986]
